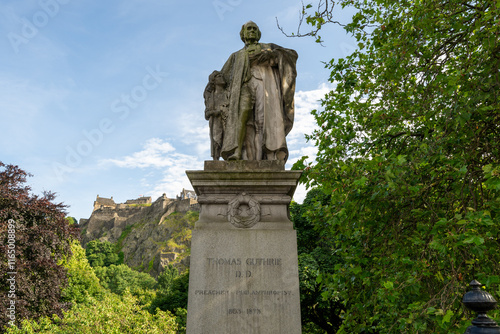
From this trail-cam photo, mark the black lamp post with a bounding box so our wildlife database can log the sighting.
[462,280,500,334]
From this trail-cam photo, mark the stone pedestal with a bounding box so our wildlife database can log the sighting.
[185,161,302,334]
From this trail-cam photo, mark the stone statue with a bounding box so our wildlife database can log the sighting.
[205,21,298,162]
[204,70,228,160]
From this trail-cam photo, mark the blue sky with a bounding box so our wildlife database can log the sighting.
[0,0,355,221]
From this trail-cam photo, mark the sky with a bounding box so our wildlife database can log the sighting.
[0,0,356,221]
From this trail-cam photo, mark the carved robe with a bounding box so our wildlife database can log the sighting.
[219,43,297,161]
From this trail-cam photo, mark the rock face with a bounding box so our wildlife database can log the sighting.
[79,193,199,277]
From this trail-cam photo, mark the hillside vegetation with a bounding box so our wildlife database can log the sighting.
[1,162,195,333]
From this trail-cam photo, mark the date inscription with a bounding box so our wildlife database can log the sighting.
[228,308,262,315]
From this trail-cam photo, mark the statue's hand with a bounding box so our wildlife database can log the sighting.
[250,50,276,65]
[206,109,220,118]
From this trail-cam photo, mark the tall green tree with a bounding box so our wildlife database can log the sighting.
[150,270,189,332]
[94,264,156,296]
[291,189,343,333]
[156,265,180,295]
[59,240,102,304]
[0,162,79,330]
[85,239,120,268]
[293,0,500,332]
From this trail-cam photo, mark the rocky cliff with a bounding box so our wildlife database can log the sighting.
[79,193,199,277]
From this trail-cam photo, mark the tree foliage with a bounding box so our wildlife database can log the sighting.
[291,190,343,333]
[5,291,178,334]
[150,270,189,332]
[59,240,102,304]
[293,0,500,332]
[0,162,193,333]
[85,239,120,268]
[156,265,180,295]
[0,162,79,330]
[94,264,156,296]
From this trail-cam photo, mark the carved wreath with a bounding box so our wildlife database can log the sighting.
[227,193,260,228]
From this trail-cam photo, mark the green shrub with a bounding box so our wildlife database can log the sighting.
[94,264,156,295]
[5,291,178,334]
[59,240,102,304]
[85,240,120,268]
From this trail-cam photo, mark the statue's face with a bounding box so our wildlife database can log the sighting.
[243,22,260,43]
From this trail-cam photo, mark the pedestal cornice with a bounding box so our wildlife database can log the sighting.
[186,161,303,230]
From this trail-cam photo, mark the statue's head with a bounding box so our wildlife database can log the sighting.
[240,21,261,44]
[208,70,219,83]
[209,70,225,86]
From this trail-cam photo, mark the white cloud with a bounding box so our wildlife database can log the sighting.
[291,82,332,139]
[103,138,179,168]
[150,165,199,201]
[286,83,332,168]
[285,83,333,202]
[293,183,308,204]
[180,122,211,158]
[100,137,204,199]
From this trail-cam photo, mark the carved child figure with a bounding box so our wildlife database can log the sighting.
[204,70,228,160]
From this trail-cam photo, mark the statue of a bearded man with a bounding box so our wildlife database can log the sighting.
[205,21,297,162]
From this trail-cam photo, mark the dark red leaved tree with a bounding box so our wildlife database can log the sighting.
[0,162,79,330]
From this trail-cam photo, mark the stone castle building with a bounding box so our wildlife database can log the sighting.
[79,190,199,277]
[80,191,198,246]
[177,188,197,201]
[92,195,153,212]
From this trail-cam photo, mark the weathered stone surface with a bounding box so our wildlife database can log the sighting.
[205,21,297,162]
[204,160,285,171]
[186,229,301,333]
[186,161,302,333]
[186,161,301,230]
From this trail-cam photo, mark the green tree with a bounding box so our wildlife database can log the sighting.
[290,189,343,333]
[150,270,189,332]
[94,264,156,296]
[156,265,180,294]
[85,239,120,268]
[293,0,500,333]
[59,240,102,304]
[0,162,79,330]
[5,291,178,334]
